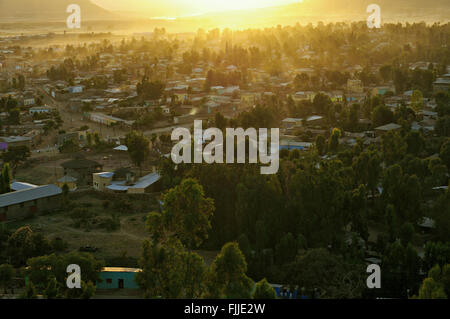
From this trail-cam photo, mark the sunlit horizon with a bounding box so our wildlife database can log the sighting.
[92,0,303,17]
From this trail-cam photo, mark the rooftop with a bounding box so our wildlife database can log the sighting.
[375,123,402,131]
[0,184,62,208]
[101,267,142,273]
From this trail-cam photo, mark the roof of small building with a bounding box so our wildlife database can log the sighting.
[0,184,62,208]
[57,176,77,183]
[375,123,402,131]
[95,172,114,179]
[0,136,32,143]
[10,182,38,191]
[130,172,161,189]
[113,145,128,151]
[101,267,142,273]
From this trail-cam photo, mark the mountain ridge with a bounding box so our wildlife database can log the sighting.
[0,0,115,22]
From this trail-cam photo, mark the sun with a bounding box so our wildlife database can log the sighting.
[189,0,302,13]
[93,0,301,16]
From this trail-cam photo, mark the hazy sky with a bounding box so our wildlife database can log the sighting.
[91,0,301,17]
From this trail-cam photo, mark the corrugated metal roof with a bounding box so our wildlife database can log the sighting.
[101,267,142,273]
[57,175,77,183]
[0,184,62,208]
[10,182,38,191]
[130,172,161,189]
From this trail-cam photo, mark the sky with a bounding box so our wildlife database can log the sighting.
[91,0,302,17]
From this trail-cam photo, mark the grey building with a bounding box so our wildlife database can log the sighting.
[0,184,62,221]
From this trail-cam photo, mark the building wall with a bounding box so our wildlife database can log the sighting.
[97,271,140,289]
[93,175,113,191]
[1,195,61,221]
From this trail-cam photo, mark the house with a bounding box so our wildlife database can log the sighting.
[0,184,62,221]
[270,284,298,299]
[68,86,83,94]
[10,182,37,191]
[105,172,161,194]
[23,97,36,106]
[96,267,141,289]
[292,91,315,103]
[29,106,53,114]
[240,92,258,108]
[347,79,364,93]
[93,172,114,191]
[88,112,134,127]
[280,141,312,151]
[282,118,303,129]
[58,132,79,146]
[374,123,402,136]
[56,176,77,191]
[0,136,32,150]
[417,217,436,231]
[305,115,324,126]
[433,74,450,93]
[127,172,161,194]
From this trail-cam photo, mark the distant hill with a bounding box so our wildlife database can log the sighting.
[296,0,450,15]
[0,0,116,22]
[171,0,450,30]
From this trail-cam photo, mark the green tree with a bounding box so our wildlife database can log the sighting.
[275,233,297,265]
[417,264,449,299]
[328,128,341,153]
[205,242,253,299]
[156,178,215,249]
[125,131,150,175]
[65,280,96,299]
[372,105,394,127]
[399,222,415,246]
[1,163,11,194]
[136,238,206,298]
[287,248,365,298]
[440,139,450,169]
[406,131,425,156]
[58,139,80,154]
[7,108,20,125]
[411,90,424,113]
[315,135,326,156]
[418,278,447,299]
[43,276,60,299]
[381,131,407,165]
[1,146,31,176]
[252,278,277,299]
[0,264,15,294]
[20,281,37,299]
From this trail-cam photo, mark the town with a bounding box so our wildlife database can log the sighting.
[0,12,449,301]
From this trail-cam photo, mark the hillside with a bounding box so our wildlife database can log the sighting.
[169,0,450,30]
[0,0,115,22]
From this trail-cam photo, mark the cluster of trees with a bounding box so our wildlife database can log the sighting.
[204,70,246,91]
[0,163,11,194]
[1,146,31,177]
[136,178,276,299]
[136,77,165,101]
[0,224,101,299]
[80,76,109,90]
[154,91,449,297]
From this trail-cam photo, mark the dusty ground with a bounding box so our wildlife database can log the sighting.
[6,192,219,265]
